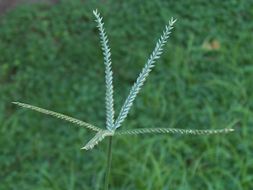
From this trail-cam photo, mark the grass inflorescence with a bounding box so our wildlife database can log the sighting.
[12,8,235,190]
[0,1,252,189]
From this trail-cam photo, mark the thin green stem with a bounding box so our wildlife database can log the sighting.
[104,136,113,190]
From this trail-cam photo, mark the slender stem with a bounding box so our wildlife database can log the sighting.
[104,136,113,190]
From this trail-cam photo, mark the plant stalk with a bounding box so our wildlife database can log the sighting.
[104,136,113,190]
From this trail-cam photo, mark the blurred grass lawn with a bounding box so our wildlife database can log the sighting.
[0,0,253,189]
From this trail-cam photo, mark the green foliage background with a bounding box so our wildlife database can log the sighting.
[0,0,252,189]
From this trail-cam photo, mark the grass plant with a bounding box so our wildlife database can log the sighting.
[12,9,235,189]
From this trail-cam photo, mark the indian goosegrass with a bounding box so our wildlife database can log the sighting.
[13,9,235,190]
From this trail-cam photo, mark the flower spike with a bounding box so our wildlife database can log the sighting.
[93,9,115,131]
[115,127,234,136]
[12,102,101,132]
[113,18,176,130]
